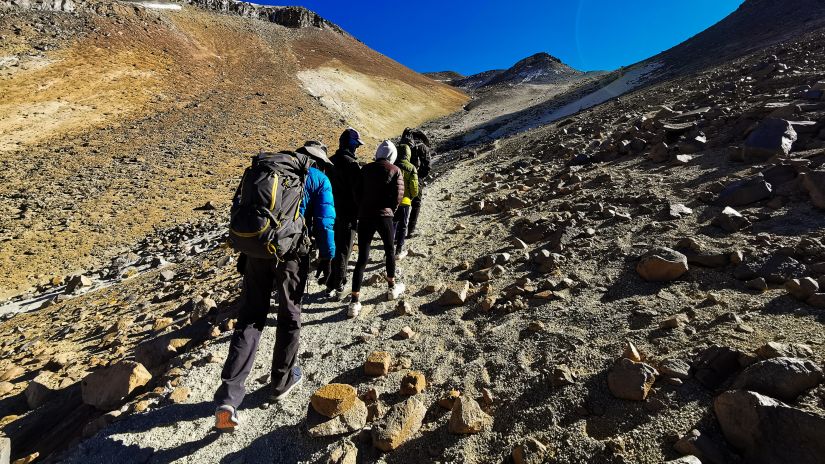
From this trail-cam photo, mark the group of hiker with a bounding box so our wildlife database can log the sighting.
[215,127,433,430]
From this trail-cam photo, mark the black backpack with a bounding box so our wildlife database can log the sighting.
[411,143,432,178]
[229,151,312,260]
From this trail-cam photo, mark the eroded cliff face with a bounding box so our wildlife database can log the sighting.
[0,0,345,33]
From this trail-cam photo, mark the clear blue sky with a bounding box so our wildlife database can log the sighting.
[279,0,744,75]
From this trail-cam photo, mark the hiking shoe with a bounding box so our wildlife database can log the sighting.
[396,250,408,260]
[271,367,303,402]
[348,301,362,318]
[214,405,239,431]
[388,283,406,301]
[326,287,341,300]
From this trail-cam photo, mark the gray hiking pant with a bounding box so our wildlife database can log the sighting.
[214,254,307,408]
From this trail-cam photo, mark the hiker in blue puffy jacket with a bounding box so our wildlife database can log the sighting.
[214,141,335,431]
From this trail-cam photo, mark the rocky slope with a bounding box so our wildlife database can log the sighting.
[1,0,825,463]
[0,0,466,301]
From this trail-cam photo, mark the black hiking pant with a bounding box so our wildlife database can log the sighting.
[393,205,411,254]
[408,185,423,235]
[214,254,308,408]
[352,217,395,294]
[327,218,356,292]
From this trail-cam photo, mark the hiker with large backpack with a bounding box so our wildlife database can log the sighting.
[399,128,433,238]
[392,143,419,260]
[325,127,363,299]
[215,142,335,431]
[348,140,406,318]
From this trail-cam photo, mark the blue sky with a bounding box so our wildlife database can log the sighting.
[281,0,745,75]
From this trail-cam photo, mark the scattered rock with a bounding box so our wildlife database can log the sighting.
[550,364,576,387]
[622,341,642,362]
[326,442,357,464]
[512,437,549,464]
[448,395,492,434]
[743,118,797,161]
[636,247,689,282]
[168,386,190,403]
[714,390,825,464]
[718,177,772,206]
[607,358,658,401]
[713,206,751,232]
[438,281,470,306]
[307,398,368,437]
[24,372,57,409]
[372,397,426,451]
[786,277,819,301]
[674,428,732,464]
[660,314,689,329]
[81,361,152,410]
[0,365,24,382]
[311,384,358,418]
[364,352,392,377]
[693,346,742,389]
[756,342,813,359]
[800,170,825,209]
[668,203,693,219]
[438,389,461,410]
[659,358,691,380]
[396,326,416,340]
[732,357,823,401]
[400,371,426,395]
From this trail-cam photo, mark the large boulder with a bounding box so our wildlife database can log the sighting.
[636,247,688,282]
[732,357,823,402]
[448,396,492,434]
[372,397,426,451]
[743,118,797,161]
[714,390,825,464]
[607,358,658,401]
[24,372,58,409]
[801,170,825,209]
[81,361,152,410]
[717,177,772,207]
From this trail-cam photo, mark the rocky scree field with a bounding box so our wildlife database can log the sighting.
[1,0,825,463]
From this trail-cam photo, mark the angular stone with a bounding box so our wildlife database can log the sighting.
[372,397,426,451]
[746,277,768,291]
[327,442,357,464]
[438,281,470,306]
[785,277,819,301]
[400,371,426,395]
[550,364,576,387]
[0,382,13,397]
[472,265,505,282]
[512,437,549,464]
[692,346,742,389]
[310,384,357,418]
[659,358,691,380]
[306,398,367,437]
[649,142,670,162]
[82,361,152,410]
[0,365,24,382]
[438,389,461,410]
[448,396,492,434]
[607,358,658,401]
[714,390,825,464]
[718,177,772,207]
[733,357,823,402]
[743,118,797,161]
[756,342,813,359]
[668,203,693,219]
[622,341,642,362]
[674,428,732,464]
[807,293,825,308]
[24,372,57,409]
[636,247,689,282]
[660,313,689,329]
[801,170,825,209]
[713,207,751,232]
[364,351,392,377]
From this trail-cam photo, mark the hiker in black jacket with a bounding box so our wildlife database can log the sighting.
[400,128,432,238]
[325,127,363,299]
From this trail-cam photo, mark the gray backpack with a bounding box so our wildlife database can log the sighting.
[229,151,311,260]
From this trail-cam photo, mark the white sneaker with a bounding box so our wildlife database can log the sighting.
[396,250,408,260]
[388,283,406,301]
[327,288,340,300]
[348,301,362,318]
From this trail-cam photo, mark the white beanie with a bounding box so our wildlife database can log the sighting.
[374,140,397,164]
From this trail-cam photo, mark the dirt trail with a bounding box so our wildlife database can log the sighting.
[63,148,488,463]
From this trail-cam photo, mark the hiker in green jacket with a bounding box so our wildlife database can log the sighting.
[393,143,419,259]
